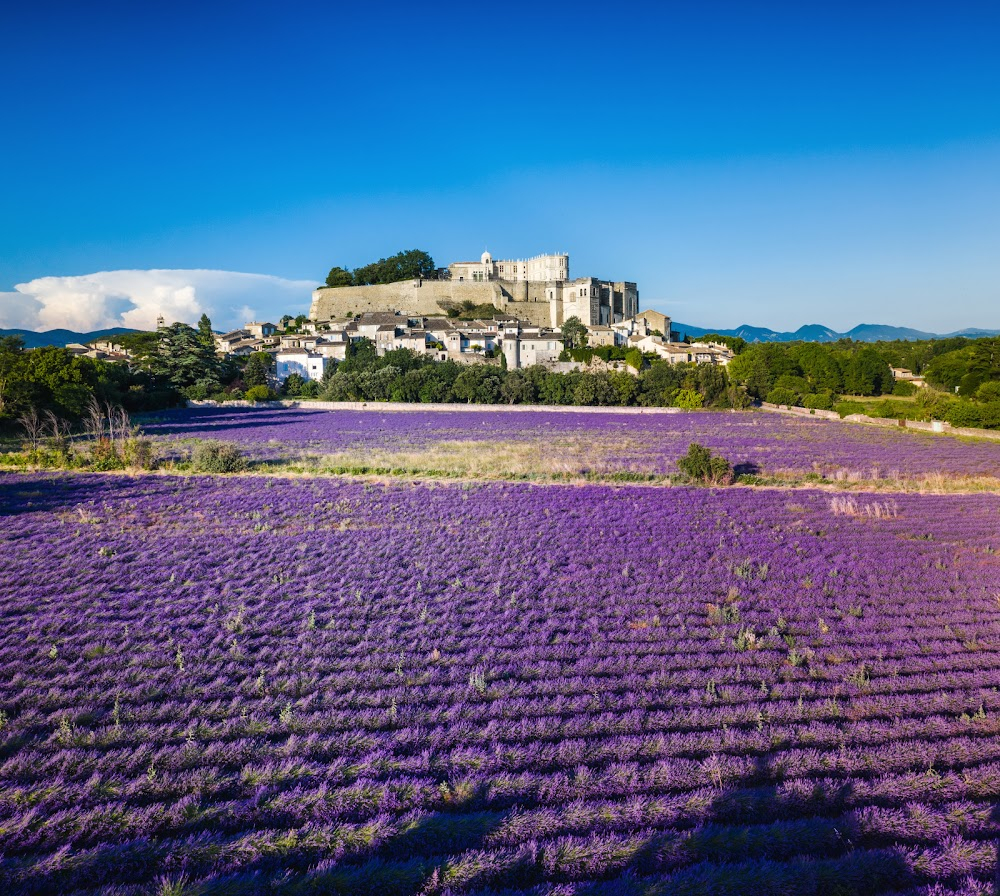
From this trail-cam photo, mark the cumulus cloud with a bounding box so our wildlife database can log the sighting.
[0,269,318,333]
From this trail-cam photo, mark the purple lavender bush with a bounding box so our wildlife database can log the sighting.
[1,472,1000,893]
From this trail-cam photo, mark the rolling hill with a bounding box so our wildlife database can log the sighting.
[0,327,141,348]
[674,322,1000,343]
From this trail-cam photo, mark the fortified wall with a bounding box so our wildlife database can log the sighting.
[310,280,554,327]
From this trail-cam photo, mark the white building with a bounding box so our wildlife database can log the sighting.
[275,350,329,383]
[547,278,638,327]
[498,319,563,369]
[449,252,568,283]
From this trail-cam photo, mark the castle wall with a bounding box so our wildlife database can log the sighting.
[502,301,553,327]
[311,281,503,320]
[310,274,624,329]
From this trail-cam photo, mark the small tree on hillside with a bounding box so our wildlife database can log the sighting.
[325,267,354,288]
[561,316,588,350]
[197,313,215,349]
[242,352,273,388]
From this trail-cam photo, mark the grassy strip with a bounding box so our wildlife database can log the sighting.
[3,455,999,493]
[3,437,1000,493]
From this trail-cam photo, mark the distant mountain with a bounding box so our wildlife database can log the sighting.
[0,327,141,349]
[674,321,1000,343]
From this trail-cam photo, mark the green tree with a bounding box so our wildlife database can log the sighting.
[673,388,703,409]
[500,370,536,404]
[451,366,503,404]
[609,372,640,405]
[351,250,436,286]
[0,336,28,421]
[561,316,588,350]
[149,322,223,392]
[637,361,684,407]
[242,352,273,388]
[697,333,747,354]
[106,331,159,362]
[282,373,306,396]
[975,381,1000,402]
[766,386,799,406]
[339,338,378,373]
[726,349,773,400]
[197,313,215,349]
[843,347,893,396]
[793,343,844,392]
[325,266,354,288]
[696,364,730,407]
[573,372,618,406]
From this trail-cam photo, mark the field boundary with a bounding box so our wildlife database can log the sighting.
[187,399,689,416]
[759,401,1000,442]
[187,398,1000,441]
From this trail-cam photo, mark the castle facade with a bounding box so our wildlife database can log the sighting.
[310,251,638,328]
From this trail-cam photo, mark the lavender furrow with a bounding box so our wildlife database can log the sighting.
[2,472,1000,892]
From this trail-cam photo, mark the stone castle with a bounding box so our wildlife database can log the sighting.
[310,251,638,329]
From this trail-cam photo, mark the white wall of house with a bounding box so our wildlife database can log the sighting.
[276,351,329,382]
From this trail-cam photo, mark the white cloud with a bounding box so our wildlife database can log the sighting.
[0,269,318,333]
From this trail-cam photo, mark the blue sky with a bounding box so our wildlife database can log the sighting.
[1,1,999,332]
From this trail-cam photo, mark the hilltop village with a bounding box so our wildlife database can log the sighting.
[208,251,733,385]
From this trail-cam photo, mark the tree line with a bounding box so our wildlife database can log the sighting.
[313,340,748,409]
[723,337,1000,428]
[324,249,438,288]
[0,316,280,435]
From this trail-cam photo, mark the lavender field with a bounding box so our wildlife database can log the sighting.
[3,472,1000,894]
[140,406,1000,482]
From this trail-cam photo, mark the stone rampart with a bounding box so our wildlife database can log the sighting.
[310,281,503,320]
[311,279,555,323]
[503,301,553,327]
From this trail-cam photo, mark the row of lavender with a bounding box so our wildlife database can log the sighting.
[139,406,1000,479]
[2,473,1000,893]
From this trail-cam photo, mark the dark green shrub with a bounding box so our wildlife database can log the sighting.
[245,385,275,402]
[975,381,1000,403]
[802,391,835,411]
[677,442,733,485]
[191,441,247,473]
[89,438,124,471]
[870,399,910,420]
[945,401,984,428]
[765,386,798,406]
[978,402,1000,429]
[673,388,703,409]
[834,400,867,418]
[893,380,917,396]
[122,436,157,470]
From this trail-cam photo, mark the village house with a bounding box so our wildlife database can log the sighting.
[275,350,330,383]
[245,321,277,339]
[890,366,927,387]
[498,319,564,369]
[64,342,131,363]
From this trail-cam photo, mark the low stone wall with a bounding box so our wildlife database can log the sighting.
[187,399,686,416]
[760,402,1000,442]
[759,403,840,422]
